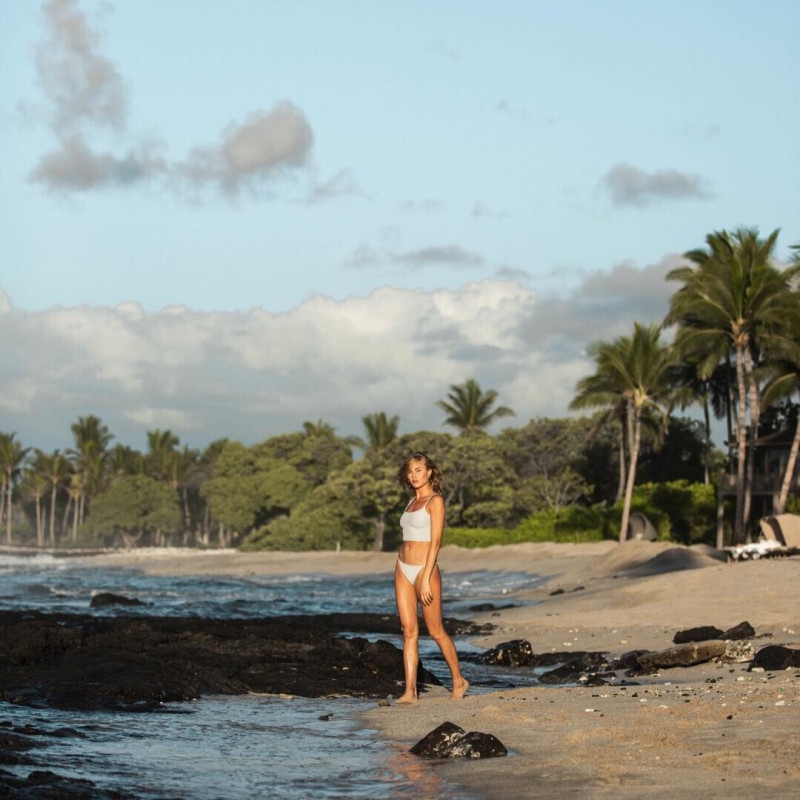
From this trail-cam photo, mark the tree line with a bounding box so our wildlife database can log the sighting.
[1,226,798,550]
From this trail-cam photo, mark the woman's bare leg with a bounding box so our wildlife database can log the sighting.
[421,567,469,699]
[395,563,420,702]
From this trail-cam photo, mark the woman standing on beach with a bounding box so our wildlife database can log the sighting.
[395,452,468,703]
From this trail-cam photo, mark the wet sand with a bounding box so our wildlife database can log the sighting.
[85,542,800,798]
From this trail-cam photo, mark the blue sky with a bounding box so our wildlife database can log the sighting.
[1,0,799,451]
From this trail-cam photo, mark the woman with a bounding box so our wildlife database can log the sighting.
[395,452,469,703]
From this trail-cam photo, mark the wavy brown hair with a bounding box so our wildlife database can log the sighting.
[396,452,444,495]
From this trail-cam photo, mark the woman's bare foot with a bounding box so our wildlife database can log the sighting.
[451,678,469,700]
[396,692,418,704]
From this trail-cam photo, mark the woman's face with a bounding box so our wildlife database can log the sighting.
[406,459,432,489]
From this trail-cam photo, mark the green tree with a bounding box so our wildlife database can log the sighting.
[87,475,181,548]
[0,433,30,544]
[498,417,594,516]
[437,378,514,433]
[571,323,676,542]
[666,227,799,542]
[202,441,309,545]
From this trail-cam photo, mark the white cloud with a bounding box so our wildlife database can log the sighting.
[179,104,314,196]
[28,1,314,197]
[0,262,677,450]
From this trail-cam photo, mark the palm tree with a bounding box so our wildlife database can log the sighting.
[359,412,400,452]
[437,378,514,433]
[302,419,336,438]
[760,282,800,515]
[571,324,675,542]
[0,433,30,544]
[21,469,49,547]
[33,449,71,547]
[146,429,180,481]
[666,227,799,542]
[164,446,200,534]
[69,415,113,526]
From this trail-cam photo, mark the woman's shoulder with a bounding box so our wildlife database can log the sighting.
[427,493,446,510]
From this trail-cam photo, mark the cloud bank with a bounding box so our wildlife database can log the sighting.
[600,163,711,207]
[0,260,680,451]
[29,0,313,196]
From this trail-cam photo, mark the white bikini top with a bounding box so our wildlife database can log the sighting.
[400,495,435,542]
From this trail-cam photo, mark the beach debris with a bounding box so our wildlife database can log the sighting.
[549,588,565,596]
[90,592,145,608]
[377,699,391,707]
[673,621,755,644]
[636,641,727,673]
[410,722,507,759]
[721,641,755,663]
[751,645,800,671]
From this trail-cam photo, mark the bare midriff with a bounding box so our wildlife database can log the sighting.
[399,540,429,566]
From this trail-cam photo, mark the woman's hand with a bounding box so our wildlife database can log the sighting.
[418,577,433,606]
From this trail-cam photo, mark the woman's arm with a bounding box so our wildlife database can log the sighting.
[418,495,446,606]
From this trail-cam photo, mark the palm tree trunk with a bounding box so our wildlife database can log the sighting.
[702,394,712,486]
[35,495,43,547]
[6,472,13,544]
[776,419,800,515]
[742,347,761,537]
[619,405,641,543]
[182,488,191,531]
[0,484,5,537]
[71,499,79,542]
[733,345,748,544]
[49,483,57,547]
[725,353,735,470]
[61,496,72,538]
[372,517,385,552]
[615,424,626,503]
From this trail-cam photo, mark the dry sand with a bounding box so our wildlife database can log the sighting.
[85,542,800,799]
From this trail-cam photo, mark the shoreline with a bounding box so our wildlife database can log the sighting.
[41,541,800,797]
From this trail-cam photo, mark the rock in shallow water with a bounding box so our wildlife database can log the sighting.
[0,611,459,711]
[410,722,508,759]
[90,592,145,608]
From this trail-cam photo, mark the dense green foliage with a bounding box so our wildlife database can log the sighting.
[2,228,800,551]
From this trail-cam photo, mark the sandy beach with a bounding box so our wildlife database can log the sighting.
[84,542,800,798]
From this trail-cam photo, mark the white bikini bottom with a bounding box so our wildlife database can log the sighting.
[397,558,424,585]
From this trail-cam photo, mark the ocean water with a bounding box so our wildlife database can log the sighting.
[0,554,545,799]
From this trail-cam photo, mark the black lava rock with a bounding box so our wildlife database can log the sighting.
[410,722,466,757]
[751,645,800,671]
[673,625,724,644]
[90,593,145,608]
[479,639,534,667]
[722,621,756,640]
[444,731,508,759]
[410,723,507,759]
[0,610,459,711]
